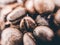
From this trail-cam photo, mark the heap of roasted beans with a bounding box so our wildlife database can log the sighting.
[0,0,60,45]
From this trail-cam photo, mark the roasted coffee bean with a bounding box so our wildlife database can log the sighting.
[25,0,35,14]
[33,26,54,41]
[34,0,55,14]
[35,15,49,26]
[23,32,36,45]
[54,9,60,27]
[20,16,37,31]
[1,28,23,45]
[7,6,26,23]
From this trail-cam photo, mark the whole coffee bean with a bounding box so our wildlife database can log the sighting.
[33,26,54,41]
[7,6,26,22]
[0,0,16,5]
[35,15,49,26]
[1,28,23,45]
[25,0,35,14]
[34,0,55,14]
[23,32,36,45]
[54,9,60,27]
[20,16,37,31]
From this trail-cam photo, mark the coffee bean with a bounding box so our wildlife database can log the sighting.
[23,32,36,45]
[20,16,37,31]
[7,6,26,23]
[33,26,54,41]
[35,15,49,26]
[1,28,23,45]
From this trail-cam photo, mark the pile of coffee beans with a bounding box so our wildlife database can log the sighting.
[0,0,60,45]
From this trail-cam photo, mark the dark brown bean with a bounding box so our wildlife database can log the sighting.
[25,0,35,14]
[54,9,60,26]
[20,16,37,31]
[34,0,55,14]
[33,26,54,41]
[23,32,36,45]
[35,15,49,26]
[1,28,23,45]
[7,6,26,23]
